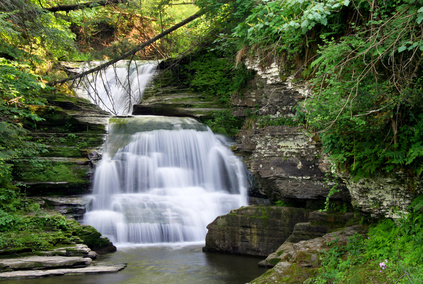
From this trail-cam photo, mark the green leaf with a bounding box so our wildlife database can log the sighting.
[398,45,407,53]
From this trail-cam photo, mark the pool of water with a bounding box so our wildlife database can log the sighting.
[4,244,267,284]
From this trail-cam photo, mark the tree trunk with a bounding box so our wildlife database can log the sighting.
[45,0,127,12]
[49,9,206,86]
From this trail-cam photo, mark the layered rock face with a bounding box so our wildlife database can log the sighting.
[236,125,330,204]
[203,206,309,257]
[15,94,109,197]
[232,65,349,206]
[232,62,422,216]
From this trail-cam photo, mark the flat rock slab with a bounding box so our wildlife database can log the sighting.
[0,256,92,271]
[0,263,127,280]
[39,244,98,259]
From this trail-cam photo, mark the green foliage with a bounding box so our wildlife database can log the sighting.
[0,211,104,252]
[274,200,287,207]
[205,110,243,137]
[14,160,88,183]
[0,59,47,190]
[0,0,77,60]
[182,51,255,105]
[304,0,423,178]
[229,0,349,71]
[311,196,423,282]
[199,0,423,180]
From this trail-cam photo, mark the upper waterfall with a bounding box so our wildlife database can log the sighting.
[75,60,157,116]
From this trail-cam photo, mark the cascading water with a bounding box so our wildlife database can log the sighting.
[76,60,156,115]
[84,116,248,244]
[80,61,249,245]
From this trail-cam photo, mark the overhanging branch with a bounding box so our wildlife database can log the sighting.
[49,9,206,86]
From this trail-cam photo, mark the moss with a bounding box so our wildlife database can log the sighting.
[41,147,82,158]
[15,161,88,184]
[0,213,114,255]
[268,258,281,266]
[73,225,116,253]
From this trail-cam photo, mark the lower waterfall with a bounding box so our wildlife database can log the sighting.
[83,116,248,245]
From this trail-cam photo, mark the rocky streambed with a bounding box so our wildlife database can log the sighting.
[0,244,125,280]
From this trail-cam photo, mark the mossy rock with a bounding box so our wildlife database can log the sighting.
[13,160,92,196]
[74,225,116,254]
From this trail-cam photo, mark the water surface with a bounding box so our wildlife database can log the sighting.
[4,244,267,284]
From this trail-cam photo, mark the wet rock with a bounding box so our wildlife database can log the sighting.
[0,244,124,280]
[75,225,117,254]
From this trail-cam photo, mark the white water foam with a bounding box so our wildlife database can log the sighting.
[76,61,156,115]
[84,116,249,245]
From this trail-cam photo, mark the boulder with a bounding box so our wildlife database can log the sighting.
[249,225,367,284]
[259,211,359,267]
[203,206,309,256]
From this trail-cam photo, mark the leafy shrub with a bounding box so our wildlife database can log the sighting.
[312,196,423,283]
[205,110,243,137]
[305,0,423,178]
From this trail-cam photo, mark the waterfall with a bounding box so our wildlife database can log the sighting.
[84,116,248,244]
[76,60,156,116]
[78,62,249,245]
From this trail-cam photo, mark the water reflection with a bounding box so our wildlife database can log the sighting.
[3,245,267,284]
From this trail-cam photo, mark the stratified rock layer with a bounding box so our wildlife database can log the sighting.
[203,206,309,256]
[232,71,350,206]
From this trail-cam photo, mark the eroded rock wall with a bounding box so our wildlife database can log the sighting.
[233,61,422,217]
[232,63,349,206]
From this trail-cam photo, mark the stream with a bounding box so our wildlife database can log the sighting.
[4,245,267,284]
